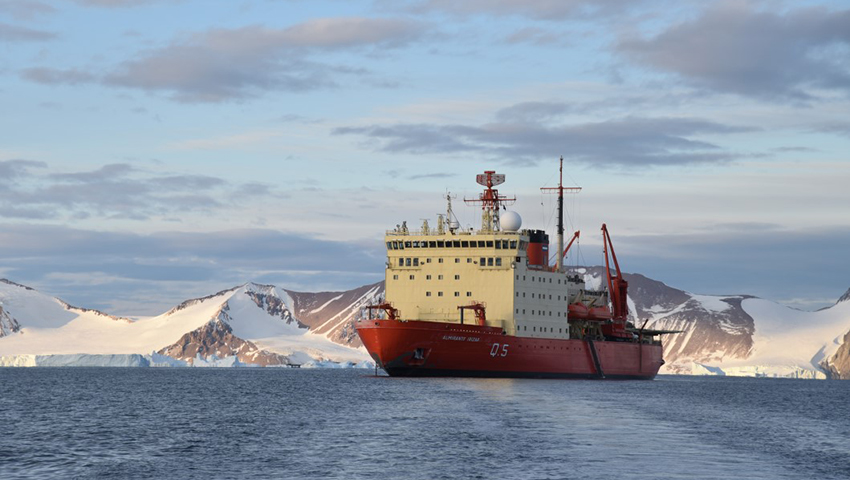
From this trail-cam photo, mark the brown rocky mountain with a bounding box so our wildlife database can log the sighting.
[285,282,383,348]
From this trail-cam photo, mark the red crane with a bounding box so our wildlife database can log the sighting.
[601,224,628,321]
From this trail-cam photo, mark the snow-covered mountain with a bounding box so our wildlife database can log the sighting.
[571,269,850,379]
[0,279,379,367]
[2,274,849,378]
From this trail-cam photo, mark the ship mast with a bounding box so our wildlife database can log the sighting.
[540,156,581,271]
[464,171,515,232]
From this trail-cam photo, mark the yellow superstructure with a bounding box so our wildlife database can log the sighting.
[385,229,585,339]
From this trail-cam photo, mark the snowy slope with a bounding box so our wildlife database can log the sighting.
[568,269,850,379]
[0,280,369,366]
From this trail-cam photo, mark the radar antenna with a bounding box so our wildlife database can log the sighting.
[464,171,516,232]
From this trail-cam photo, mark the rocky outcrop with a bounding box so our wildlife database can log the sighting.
[286,282,383,348]
[0,305,21,338]
[157,310,291,366]
[821,330,850,379]
[244,285,306,329]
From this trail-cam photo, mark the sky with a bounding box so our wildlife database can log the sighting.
[1,0,849,315]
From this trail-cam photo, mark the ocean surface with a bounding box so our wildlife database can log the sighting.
[1,369,848,480]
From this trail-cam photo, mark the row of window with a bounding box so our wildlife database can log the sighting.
[516,274,571,285]
[516,292,570,302]
[395,257,506,267]
[424,291,473,297]
[388,239,521,250]
[518,325,565,334]
[516,308,567,318]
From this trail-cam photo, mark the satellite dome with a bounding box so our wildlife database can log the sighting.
[500,211,522,232]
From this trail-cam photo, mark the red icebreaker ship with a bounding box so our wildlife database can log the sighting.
[357,159,676,379]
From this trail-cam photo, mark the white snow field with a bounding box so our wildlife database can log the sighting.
[0,280,370,367]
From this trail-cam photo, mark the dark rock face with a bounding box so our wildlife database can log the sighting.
[821,330,850,379]
[0,305,21,338]
[157,309,291,366]
[285,282,384,348]
[838,288,850,304]
[244,290,306,329]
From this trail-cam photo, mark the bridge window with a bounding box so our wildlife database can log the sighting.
[480,257,485,265]
[437,241,445,247]
[461,241,469,247]
[487,258,494,266]
[453,241,461,247]
[486,241,494,247]
[398,258,404,266]
[495,241,501,250]
[429,241,436,248]
[404,241,411,248]
[405,258,411,266]
[413,258,419,266]
[510,240,517,249]
[478,241,485,247]
[495,258,502,266]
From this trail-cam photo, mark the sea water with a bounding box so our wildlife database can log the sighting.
[1,369,848,479]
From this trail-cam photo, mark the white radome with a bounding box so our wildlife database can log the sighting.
[500,211,522,231]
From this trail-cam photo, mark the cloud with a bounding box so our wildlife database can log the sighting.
[0,21,54,41]
[495,101,572,123]
[0,159,46,180]
[408,0,634,20]
[167,130,282,150]
[617,2,850,100]
[0,1,55,20]
[99,19,425,102]
[614,225,850,309]
[71,0,174,7]
[21,67,97,85]
[504,27,565,46]
[334,113,756,167]
[0,161,276,221]
[0,224,385,315]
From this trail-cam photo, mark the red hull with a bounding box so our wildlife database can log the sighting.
[356,319,664,379]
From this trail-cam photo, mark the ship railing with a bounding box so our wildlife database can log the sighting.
[385,229,519,236]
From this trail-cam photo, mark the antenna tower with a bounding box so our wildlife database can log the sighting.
[540,157,582,272]
[464,171,516,232]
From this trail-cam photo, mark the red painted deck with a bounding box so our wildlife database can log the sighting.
[356,319,663,379]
